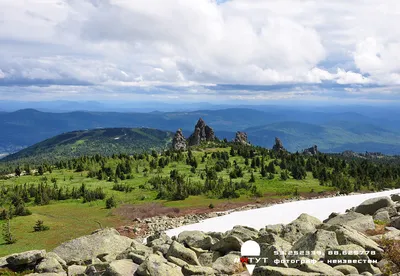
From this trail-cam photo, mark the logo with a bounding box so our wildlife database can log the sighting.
[240,240,263,275]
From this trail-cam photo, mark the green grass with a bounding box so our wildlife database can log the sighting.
[0,147,335,257]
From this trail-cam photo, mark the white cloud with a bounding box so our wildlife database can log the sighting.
[0,0,400,100]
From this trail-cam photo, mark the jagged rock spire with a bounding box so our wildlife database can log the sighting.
[187,118,216,146]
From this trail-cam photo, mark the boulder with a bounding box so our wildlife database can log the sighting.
[0,256,8,267]
[259,243,289,268]
[26,273,67,276]
[52,228,133,264]
[146,232,172,247]
[373,210,391,224]
[212,253,244,275]
[67,265,86,276]
[253,266,318,276]
[290,229,339,259]
[355,196,394,215]
[324,211,375,232]
[136,254,183,276]
[224,225,259,242]
[177,231,215,250]
[182,264,216,276]
[211,235,243,254]
[256,232,292,252]
[281,214,322,243]
[166,241,200,266]
[198,252,221,267]
[234,132,249,145]
[35,257,64,274]
[104,259,138,276]
[391,194,400,202]
[370,226,400,242]
[326,225,383,260]
[334,265,359,275]
[391,216,400,229]
[325,244,377,274]
[263,224,285,236]
[303,145,318,156]
[294,260,344,275]
[6,250,46,267]
[374,206,398,217]
[172,129,187,151]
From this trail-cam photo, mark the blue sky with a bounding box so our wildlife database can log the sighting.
[0,0,399,103]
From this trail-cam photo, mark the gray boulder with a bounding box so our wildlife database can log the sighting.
[290,229,339,259]
[294,260,344,275]
[177,231,215,250]
[136,254,183,276]
[256,232,292,252]
[198,252,221,267]
[67,265,86,276]
[104,259,138,276]
[212,253,245,275]
[263,224,285,236]
[182,264,216,276]
[259,243,289,268]
[326,225,383,260]
[355,196,394,215]
[6,250,46,267]
[35,257,64,274]
[211,235,243,254]
[373,210,391,224]
[391,216,400,229]
[53,228,133,264]
[224,225,259,242]
[166,241,200,266]
[334,265,359,275]
[391,193,400,202]
[281,214,322,243]
[253,266,318,276]
[324,211,375,232]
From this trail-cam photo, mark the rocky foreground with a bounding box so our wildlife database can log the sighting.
[1,194,400,276]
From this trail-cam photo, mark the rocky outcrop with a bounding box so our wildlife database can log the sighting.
[303,145,318,155]
[172,129,187,151]
[233,132,249,145]
[187,118,216,146]
[272,137,285,152]
[3,195,400,276]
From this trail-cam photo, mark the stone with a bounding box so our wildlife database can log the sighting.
[373,210,391,224]
[172,129,187,151]
[256,232,292,252]
[35,257,64,273]
[0,256,8,267]
[303,145,318,156]
[234,132,249,145]
[374,206,398,217]
[253,266,318,276]
[334,265,359,275]
[259,243,289,268]
[290,229,339,259]
[224,225,259,242]
[211,235,243,254]
[167,255,188,267]
[377,258,400,275]
[136,254,183,276]
[187,118,216,146]
[46,252,67,269]
[104,259,138,276]
[355,196,394,215]
[294,260,344,275]
[281,214,322,243]
[6,250,46,267]
[166,241,200,266]
[52,228,133,264]
[67,265,86,276]
[326,225,383,260]
[272,137,285,152]
[391,193,400,202]
[324,211,375,232]
[177,231,215,250]
[263,224,285,235]
[182,264,216,276]
[391,216,400,229]
[212,253,245,275]
[198,252,221,267]
[26,273,67,276]
[325,244,376,274]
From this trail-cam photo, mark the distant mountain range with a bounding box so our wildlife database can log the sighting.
[3,128,173,163]
[1,107,400,156]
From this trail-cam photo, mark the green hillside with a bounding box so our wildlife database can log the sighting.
[2,128,173,163]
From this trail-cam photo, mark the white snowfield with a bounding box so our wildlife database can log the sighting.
[166,189,400,238]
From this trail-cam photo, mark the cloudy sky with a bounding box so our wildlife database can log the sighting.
[0,0,400,103]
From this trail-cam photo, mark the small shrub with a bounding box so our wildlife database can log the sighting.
[374,219,387,226]
[379,238,400,273]
[33,220,50,232]
[106,196,117,209]
[208,203,214,209]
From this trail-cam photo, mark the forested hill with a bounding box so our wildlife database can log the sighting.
[2,128,173,163]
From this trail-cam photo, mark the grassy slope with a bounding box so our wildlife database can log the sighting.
[0,148,334,256]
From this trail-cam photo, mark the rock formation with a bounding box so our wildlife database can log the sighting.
[172,129,187,151]
[272,137,285,152]
[187,118,216,146]
[233,131,249,145]
[1,193,400,276]
[303,145,318,155]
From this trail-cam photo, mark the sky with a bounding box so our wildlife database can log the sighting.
[0,0,400,103]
